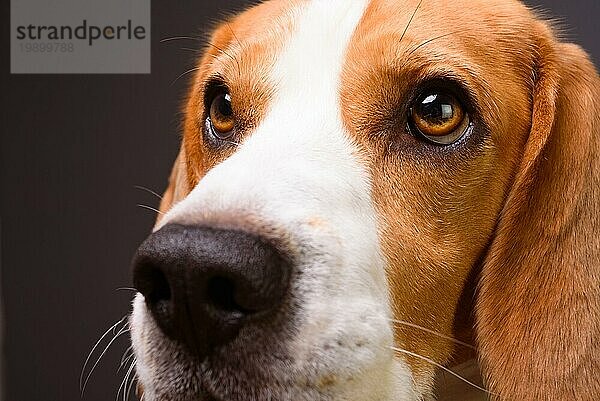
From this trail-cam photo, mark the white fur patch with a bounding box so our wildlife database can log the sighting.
[132,1,418,400]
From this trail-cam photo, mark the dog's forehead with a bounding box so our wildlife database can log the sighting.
[204,0,537,132]
[223,0,537,70]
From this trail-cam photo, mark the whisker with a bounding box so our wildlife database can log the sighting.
[116,287,138,293]
[133,185,163,200]
[388,318,476,350]
[119,345,134,372]
[117,359,136,401]
[80,316,127,392]
[120,352,135,374]
[206,41,242,75]
[171,66,201,86]
[123,361,134,401]
[82,322,130,395]
[136,204,164,215]
[117,368,127,401]
[125,359,138,401]
[406,29,470,58]
[226,23,244,79]
[227,23,242,49]
[390,347,494,396]
[160,36,200,43]
[399,0,423,43]
[206,42,230,57]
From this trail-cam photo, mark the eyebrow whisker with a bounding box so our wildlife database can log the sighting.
[226,22,243,51]
[171,67,201,86]
[180,47,200,52]
[400,0,424,43]
[160,36,200,43]
[406,29,470,58]
[206,41,242,75]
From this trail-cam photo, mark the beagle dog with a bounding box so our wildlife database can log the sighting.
[129,0,600,400]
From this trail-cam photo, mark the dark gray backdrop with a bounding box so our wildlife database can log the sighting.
[1,1,598,401]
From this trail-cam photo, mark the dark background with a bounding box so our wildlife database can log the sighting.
[1,1,598,401]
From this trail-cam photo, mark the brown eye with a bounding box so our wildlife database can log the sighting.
[410,91,470,145]
[209,91,235,138]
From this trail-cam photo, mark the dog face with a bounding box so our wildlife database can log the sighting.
[130,1,600,400]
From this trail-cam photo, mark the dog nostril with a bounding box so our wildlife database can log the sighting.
[147,268,173,327]
[147,268,171,304]
[207,276,245,314]
[133,262,178,337]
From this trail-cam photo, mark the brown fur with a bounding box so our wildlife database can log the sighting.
[476,31,600,401]
[341,0,540,385]
[157,1,600,399]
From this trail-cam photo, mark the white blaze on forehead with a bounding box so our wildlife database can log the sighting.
[273,0,367,111]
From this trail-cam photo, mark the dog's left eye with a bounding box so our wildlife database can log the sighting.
[207,89,235,139]
[409,90,470,145]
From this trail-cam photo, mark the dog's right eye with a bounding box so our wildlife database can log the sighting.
[206,88,235,140]
[408,90,470,145]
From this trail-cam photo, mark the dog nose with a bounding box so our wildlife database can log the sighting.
[132,224,291,357]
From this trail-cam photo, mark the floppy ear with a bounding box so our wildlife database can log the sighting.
[475,30,600,400]
[156,147,189,225]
